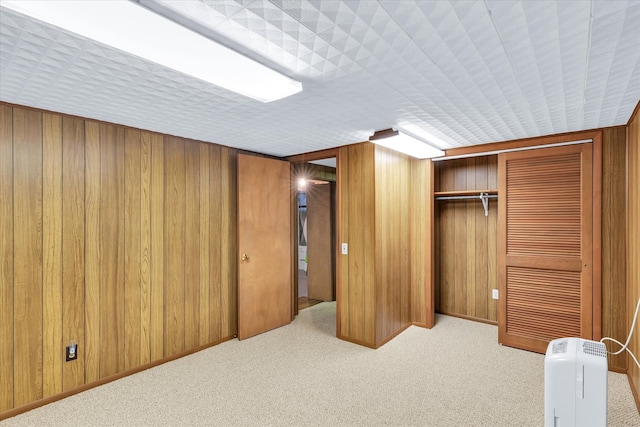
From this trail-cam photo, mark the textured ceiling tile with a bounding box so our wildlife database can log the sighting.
[1,1,639,156]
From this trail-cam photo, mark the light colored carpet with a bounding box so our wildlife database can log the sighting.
[2,302,639,426]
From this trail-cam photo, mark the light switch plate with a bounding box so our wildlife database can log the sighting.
[492,289,498,300]
[341,243,348,255]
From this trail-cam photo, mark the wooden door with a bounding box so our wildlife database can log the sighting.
[237,154,292,340]
[498,144,596,353]
[307,181,333,301]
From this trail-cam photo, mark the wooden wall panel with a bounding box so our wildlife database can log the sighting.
[184,140,201,349]
[209,145,222,342]
[13,108,44,407]
[164,136,186,357]
[139,131,152,364]
[149,132,164,362]
[0,103,240,415]
[434,157,499,323]
[99,123,125,378]
[337,143,376,345]
[409,158,434,327]
[42,113,63,398]
[0,105,14,412]
[601,127,627,370]
[84,121,100,383]
[198,142,211,345]
[61,116,85,390]
[124,129,142,371]
[374,146,411,343]
[628,108,640,401]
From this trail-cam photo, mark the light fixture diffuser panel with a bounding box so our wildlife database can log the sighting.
[1,0,302,103]
[371,131,444,159]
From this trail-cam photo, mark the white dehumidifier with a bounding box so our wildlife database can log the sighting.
[544,338,608,427]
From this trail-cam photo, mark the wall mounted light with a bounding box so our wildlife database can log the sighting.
[369,129,445,159]
[1,0,302,103]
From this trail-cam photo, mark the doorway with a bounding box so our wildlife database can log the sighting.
[292,158,337,315]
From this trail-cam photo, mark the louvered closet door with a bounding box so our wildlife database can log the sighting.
[498,144,594,353]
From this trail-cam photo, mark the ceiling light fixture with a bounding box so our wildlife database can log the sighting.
[369,129,445,159]
[1,0,302,103]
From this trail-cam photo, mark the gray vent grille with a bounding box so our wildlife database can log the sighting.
[583,341,607,358]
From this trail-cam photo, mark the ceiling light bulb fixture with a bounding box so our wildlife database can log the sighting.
[0,0,302,103]
[369,129,445,159]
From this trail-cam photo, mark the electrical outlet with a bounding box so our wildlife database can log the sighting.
[66,341,78,362]
[492,289,499,300]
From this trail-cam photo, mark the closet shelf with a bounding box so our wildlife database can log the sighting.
[434,190,498,217]
[434,189,497,196]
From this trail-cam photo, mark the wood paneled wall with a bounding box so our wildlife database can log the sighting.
[628,107,640,403]
[410,158,434,328]
[374,146,411,343]
[338,143,376,346]
[337,143,414,347]
[0,103,237,414]
[602,127,628,370]
[434,156,499,323]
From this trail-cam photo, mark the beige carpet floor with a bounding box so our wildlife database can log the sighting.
[2,302,639,426]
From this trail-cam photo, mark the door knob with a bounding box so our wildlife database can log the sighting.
[242,253,249,261]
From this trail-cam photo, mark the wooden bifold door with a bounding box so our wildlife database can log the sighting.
[498,143,598,353]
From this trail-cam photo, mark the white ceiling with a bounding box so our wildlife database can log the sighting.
[1,0,639,158]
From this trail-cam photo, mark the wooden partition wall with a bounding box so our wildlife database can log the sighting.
[338,143,424,347]
[628,107,640,405]
[0,103,238,414]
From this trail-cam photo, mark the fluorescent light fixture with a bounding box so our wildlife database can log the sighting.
[370,129,445,159]
[396,122,453,149]
[1,0,302,103]
[430,138,593,161]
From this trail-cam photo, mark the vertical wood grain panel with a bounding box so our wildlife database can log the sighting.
[99,123,125,377]
[338,146,350,338]
[184,140,200,349]
[410,158,427,325]
[198,142,210,345]
[13,107,43,407]
[209,145,222,342]
[374,146,411,342]
[601,127,627,370]
[61,116,85,390]
[220,146,237,338]
[474,157,489,320]
[139,131,152,364]
[465,159,477,317]
[347,144,366,342]
[0,105,14,412]
[453,168,467,314]
[362,143,375,344]
[487,198,498,322]
[439,169,456,314]
[42,113,63,398]
[626,110,639,396]
[164,136,186,356]
[124,129,142,370]
[84,121,101,383]
[149,133,164,362]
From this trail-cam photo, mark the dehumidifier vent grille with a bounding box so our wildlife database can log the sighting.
[583,340,607,358]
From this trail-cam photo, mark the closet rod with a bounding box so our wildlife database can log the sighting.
[435,193,498,216]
